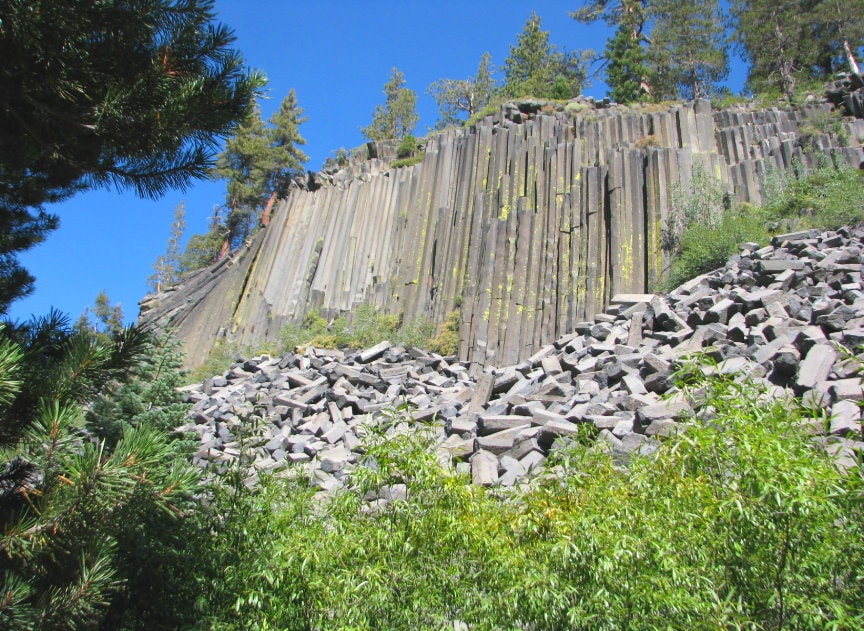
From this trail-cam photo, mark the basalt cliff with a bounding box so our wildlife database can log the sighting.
[138,98,864,369]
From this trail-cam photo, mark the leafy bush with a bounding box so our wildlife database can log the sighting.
[664,207,769,290]
[185,338,237,385]
[398,316,437,350]
[391,153,425,169]
[660,159,863,292]
[279,305,458,355]
[798,107,850,147]
[195,367,864,630]
[427,310,460,356]
[280,309,330,352]
[762,159,864,230]
[663,163,728,256]
[396,134,418,159]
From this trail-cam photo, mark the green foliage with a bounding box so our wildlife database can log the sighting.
[148,202,187,293]
[604,19,651,104]
[390,154,426,169]
[74,291,126,340]
[664,207,769,290]
[323,147,351,170]
[361,68,420,141]
[502,12,587,100]
[267,89,310,199]
[427,310,461,356]
[178,210,226,274]
[85,333,190,449]
[762,159,864,230]
[186,338,238,384]
[661,158,864,291]
[797,106,850,148]
[396,134,419,159]
[280,305,451,354]
[729,0,862,100]
[0,314,202,629]
[213,105,273,250]
[210,90,309,255]
[663,163,729,256]
[464,101,503,127]
[194,367,864,630]
[428,52,498,129]
[0,0,264,310]
[648,0,729,100]
[661,163,768,289]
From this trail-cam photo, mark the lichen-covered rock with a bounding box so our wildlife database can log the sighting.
[140,100,864,370]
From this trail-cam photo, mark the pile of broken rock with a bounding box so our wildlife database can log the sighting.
[176,226,864,491]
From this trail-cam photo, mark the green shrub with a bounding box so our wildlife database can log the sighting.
[391,153,425,169]
[762,159,864,230]
[396,134,418,159]
[428,310,460,356]
[397,315,437,350]
[664,207,769,291]
[280,309,330,352]
[663,163,728,256]
[798,107,850,147]
[464,101,501,127]
[197,366,864,630]
[186,338,236,384]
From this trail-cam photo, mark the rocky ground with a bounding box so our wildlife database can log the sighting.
[177,226,864,492]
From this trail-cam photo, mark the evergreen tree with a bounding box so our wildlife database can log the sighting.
[73,292,125,339]
[604,18,652,103]
[428,53,498,128]
[361,68,420,141]
[648,0,729,100]
[212,90,309,252]
[0,313,200,629]
[213,106,274,252]
[730,0,817,100]
[0,0,264,310]
[572,1,652,102]
[267,90,310,200]
[810,0,864,76]
[503,12,586,99]
[148,202,187,293]
[178,207,226,273]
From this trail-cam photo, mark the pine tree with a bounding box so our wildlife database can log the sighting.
[605,18,652,103]
[0,313,200,629]
[730,0,816,100]
[213,106,274,251]
[267,89,310,200]
[149,202,187,293]
[361,68,420,141]
[211,90,310,252]
[648,0,729,100]
[178,207,226,273]
[810,0,864,76]
[0,0,264,310]
[572,1,652,102]
[503,12,587,99]
[428,53,498,128]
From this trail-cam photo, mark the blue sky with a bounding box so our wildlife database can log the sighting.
[8,1,747,325]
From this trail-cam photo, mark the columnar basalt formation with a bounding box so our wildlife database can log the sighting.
[139,100,864,369]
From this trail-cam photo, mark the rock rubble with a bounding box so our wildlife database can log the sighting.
[177,226,864,490]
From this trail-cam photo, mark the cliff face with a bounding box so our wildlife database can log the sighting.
[139,99,864,369]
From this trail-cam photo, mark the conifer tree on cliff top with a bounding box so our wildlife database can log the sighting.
[362,68,420,141]
[503,12,586,100]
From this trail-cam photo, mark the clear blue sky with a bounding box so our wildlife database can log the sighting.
[8,1,746,325]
